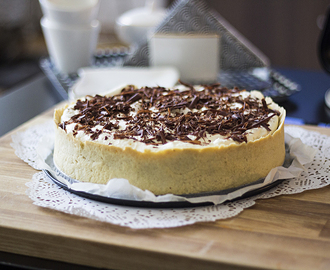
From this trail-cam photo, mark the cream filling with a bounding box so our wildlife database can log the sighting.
[60,89,282,152]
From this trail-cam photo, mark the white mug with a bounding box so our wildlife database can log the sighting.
[41,17,101,74]
[39,0,99,26]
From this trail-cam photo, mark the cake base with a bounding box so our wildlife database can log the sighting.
[45,142,291,207]
[53,104,286,195]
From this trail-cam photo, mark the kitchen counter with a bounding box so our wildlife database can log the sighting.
[1,103,330,269]
[1,67,330,269]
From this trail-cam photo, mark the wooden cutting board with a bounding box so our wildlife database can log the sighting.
[1,105,330,270]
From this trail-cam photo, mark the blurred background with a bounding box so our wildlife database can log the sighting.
[0,0,329,96]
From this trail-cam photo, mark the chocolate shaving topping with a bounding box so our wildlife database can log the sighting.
[60,83,281,145]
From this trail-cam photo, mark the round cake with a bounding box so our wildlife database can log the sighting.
[53,83,286,195]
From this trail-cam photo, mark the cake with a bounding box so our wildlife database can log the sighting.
[53,83,286,195]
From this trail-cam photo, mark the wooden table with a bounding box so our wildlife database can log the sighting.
[1,105,330,270]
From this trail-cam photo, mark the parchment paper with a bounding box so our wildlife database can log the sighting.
[35,132,317,205]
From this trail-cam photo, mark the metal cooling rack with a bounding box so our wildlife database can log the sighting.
[40,48,300,102]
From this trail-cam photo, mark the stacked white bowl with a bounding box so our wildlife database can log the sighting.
[39,0,101,74]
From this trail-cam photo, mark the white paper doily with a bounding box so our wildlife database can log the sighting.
[11,121,330,229]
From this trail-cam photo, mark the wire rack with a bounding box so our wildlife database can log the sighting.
[40,47,300,102]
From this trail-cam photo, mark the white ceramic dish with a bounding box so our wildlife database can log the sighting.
[115,3,166,45]
[69,66,180,100]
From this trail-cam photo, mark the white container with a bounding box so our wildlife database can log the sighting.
[115,2,166,45]
[39,0,99,26]
[69,66,180,100]
[41,17,101,74]
[149,34,220,83]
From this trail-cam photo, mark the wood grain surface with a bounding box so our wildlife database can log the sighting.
[1,105,330,270]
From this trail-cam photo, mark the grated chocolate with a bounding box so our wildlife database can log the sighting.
[60,83,280,145]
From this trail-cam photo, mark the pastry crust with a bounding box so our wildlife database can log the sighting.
[53,89,286,195]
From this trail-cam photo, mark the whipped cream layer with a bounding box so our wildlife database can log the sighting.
[59,84,283,152]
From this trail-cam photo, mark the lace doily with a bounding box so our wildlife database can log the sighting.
[11,121,330,229]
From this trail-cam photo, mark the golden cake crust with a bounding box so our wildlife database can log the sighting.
[53,86,286,195]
